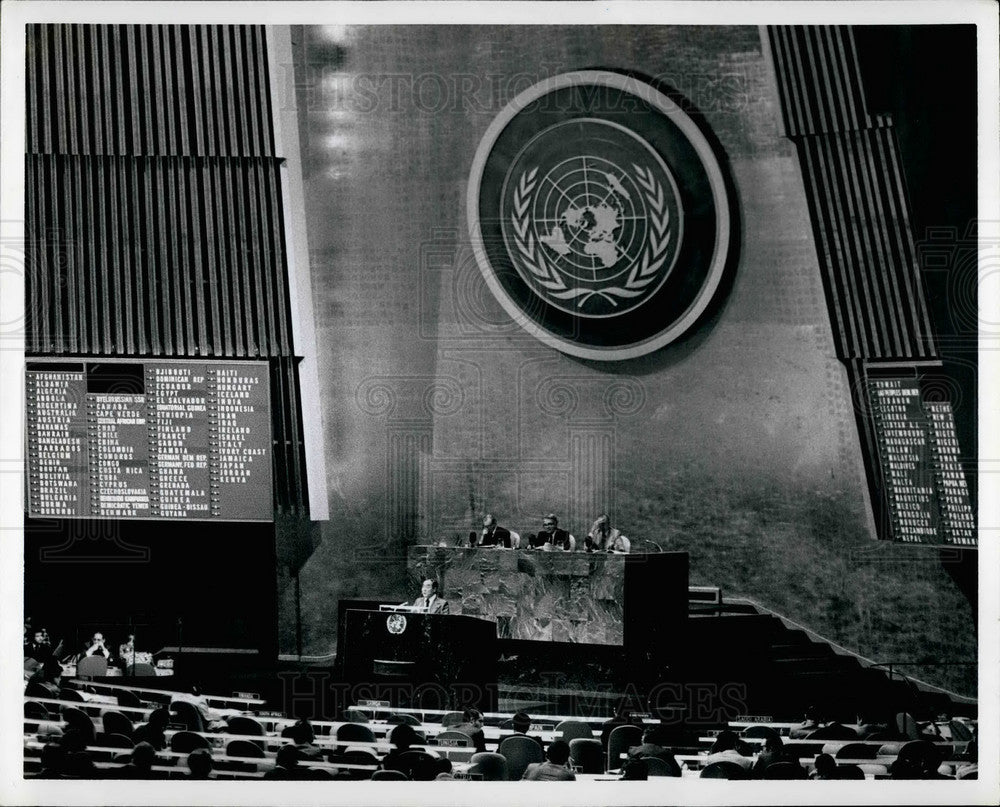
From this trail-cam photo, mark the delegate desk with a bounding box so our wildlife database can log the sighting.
[338,606,497,711]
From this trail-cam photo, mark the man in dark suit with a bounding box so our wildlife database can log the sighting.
[410,579,450,613]
[478,514,514,548]
[531,514,575,551]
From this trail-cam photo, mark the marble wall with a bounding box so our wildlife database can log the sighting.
[407,545,625,644]
[278,25,976,695]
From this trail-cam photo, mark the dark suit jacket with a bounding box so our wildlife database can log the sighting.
[479,525,512,547]
[411,595,449,614]
[535,528,572,550]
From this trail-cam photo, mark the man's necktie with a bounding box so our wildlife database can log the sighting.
[425,598,430,610]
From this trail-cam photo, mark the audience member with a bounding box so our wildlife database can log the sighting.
[264,745,304,780]
[451,708,487,752]
[24,629,53,663]
[522,739,576,781]
[57,728,98,779]
[133,707,170,750]
[810,753,838,780]
[751,735,799,778]
[789,706,822,739]
[854,710,894,740]
[30,742,66,779]
[704,730,753,772]
[25,658,63,698]
[113,741,160,779]
[380,724,419,773]
[82,632,113,663]
[504,711,545,750]
[186,748,214,779]
[288,718,325,761]
[625,725,682,776]
[619,757,648,780]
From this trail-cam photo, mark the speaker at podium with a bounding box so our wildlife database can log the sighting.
[336,600,497,711]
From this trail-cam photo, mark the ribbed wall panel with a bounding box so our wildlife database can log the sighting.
[769,25,871,137]
[26,24,274,157]
[767,25,937,361]
[25,154,291,358]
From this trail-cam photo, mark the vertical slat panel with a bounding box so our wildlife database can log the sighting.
[245,160,271,355]
[140,158,159,353]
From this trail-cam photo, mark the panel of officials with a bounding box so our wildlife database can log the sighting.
[468,512,631,554]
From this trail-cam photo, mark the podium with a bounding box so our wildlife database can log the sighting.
[337,602,497,711]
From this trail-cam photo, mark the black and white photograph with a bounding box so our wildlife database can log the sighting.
[1,2,997,804]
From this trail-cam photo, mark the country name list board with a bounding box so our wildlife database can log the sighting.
[26,360,272,521]
[866,376,975,546]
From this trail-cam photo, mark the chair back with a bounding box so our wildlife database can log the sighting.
[100,732,136,749]
[393,750,436,779]
[169,701,206,733]
[836,763,866,779]
[606,725,642,770]
[497,735,544,780]
[856,763,888,777]
[58,687,85,703]
[468,751,508,781]
[170,730,211,753]
[61,706,96,742]
[386,712,421,726]
[112,688,143,708]
[336,722,376,746]
[876,741,904,758]
[226,739,266,759]
[948,720,973,743]
[569,738,604,774]
[834,742,877,760]
[441,711,464,727]
[434,730,473,747]
[700,760,749,779]
[762,761,807,779]
[556,719,593,742]
[77,655,109,678]
[643,756,679,777]
[227,716,265,736]
[101,710,134,739]
[24,700,50,720]
[741,724,782,741]
[371,769,408,780]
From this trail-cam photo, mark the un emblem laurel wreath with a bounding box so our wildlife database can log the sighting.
[511,164,672,309]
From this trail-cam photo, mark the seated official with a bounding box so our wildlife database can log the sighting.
[402,579,450,614]
[585,514,631,553]
[477,514,519,548]
[522,739,576,781]
[530,514,575,551]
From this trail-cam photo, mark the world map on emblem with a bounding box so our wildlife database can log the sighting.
[501,119,683,318]
[468,71,734,360]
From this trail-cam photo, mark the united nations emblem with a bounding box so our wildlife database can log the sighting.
[468,71,734,360]
[386,614,407,635]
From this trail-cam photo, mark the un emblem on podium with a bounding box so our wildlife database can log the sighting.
[386,614,407,635]
[468,71,734,360]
